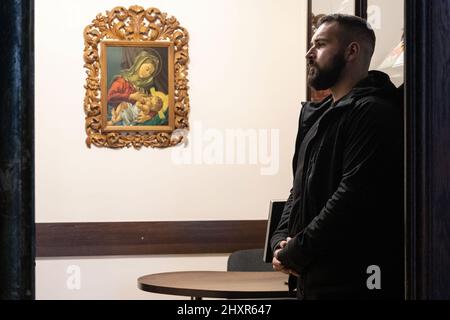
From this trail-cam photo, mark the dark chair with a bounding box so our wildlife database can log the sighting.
[227,248,296,300]
[227,248,274,272]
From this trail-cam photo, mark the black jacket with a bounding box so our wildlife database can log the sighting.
[271,71,404,299]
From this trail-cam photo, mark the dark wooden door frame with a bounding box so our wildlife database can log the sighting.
[405,0,450,300]
[354,0,368,20]
[0,0,35,300]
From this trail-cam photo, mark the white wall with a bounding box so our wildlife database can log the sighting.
[312,0,355,15]
[36,255,228,300]
[35,0,307,299]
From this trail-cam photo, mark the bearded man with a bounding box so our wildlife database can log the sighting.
[271,14,404,300]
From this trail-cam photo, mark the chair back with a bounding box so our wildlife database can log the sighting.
[227,248,274,272]
[263,200,286,262]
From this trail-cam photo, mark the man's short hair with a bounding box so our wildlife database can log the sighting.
[317,14,376,58]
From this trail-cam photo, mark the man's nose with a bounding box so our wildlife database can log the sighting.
[305,47,315,60]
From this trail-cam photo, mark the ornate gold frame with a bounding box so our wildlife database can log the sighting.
[83,6,189,149]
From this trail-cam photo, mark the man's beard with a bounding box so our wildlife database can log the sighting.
[307,52,346,90]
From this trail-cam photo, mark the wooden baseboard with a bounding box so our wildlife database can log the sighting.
[36,220,267,257]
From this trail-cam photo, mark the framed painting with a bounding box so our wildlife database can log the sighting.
[101,41,174,132]
[83,6,190,149]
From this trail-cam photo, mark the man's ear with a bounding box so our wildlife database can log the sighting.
[345,42,360,62]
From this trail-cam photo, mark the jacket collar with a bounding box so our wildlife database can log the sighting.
[301,94,355,111]
[333,95,355,109]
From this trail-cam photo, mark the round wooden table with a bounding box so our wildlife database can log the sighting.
[138,271,293,300]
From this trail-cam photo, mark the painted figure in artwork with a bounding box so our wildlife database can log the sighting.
[107,50,169,126]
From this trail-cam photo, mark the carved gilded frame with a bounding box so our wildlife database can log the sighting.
[83,6,189,149]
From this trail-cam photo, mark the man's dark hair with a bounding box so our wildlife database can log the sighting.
[317,14,376,58]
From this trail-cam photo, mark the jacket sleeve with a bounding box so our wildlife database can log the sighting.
[269,105,306,255]
[270,189,294,254]
[277,99,401,273]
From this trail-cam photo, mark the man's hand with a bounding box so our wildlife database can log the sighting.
[272,237,299,276]
[272,248,290,274]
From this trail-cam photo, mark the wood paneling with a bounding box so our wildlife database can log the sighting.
[36,220,267,257]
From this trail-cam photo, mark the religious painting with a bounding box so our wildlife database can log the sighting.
[83,6,190,149]
[101,41,174,132]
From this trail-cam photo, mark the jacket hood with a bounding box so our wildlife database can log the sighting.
[303,70,402,109]
[302,70,403,118]
[349,70,401,102]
